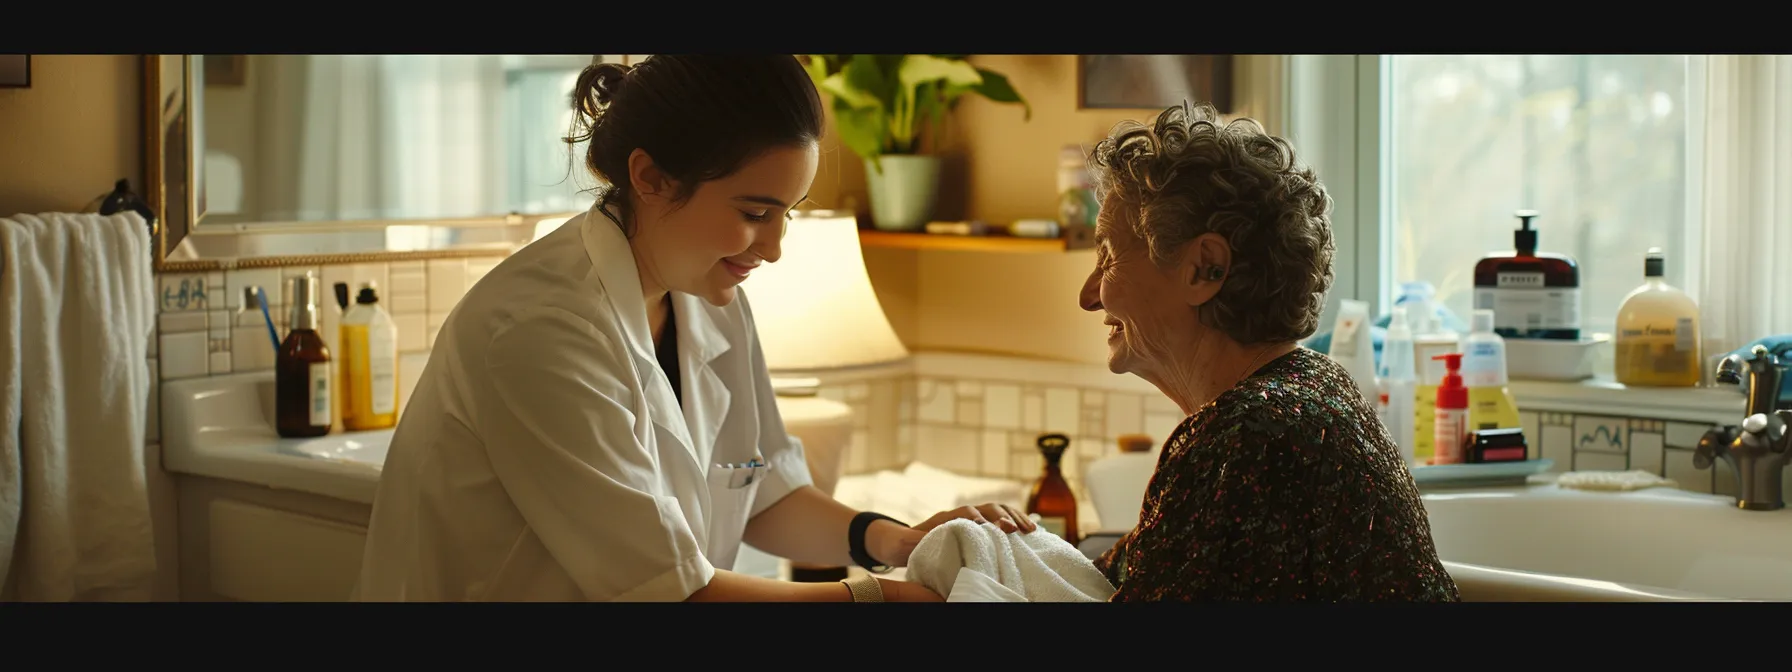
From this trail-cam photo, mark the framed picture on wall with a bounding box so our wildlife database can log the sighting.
[1077,55,1233,112]
[0,55,29,88]
[204,55,247,87]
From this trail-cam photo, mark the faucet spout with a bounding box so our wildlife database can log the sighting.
[1694,425,1737,471]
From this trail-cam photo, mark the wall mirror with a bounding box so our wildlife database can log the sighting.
[143,54,633,270]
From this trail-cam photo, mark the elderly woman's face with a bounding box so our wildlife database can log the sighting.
[1078,199,1206,378]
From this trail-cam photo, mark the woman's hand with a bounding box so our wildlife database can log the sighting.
[869,503,1037,568]
[914,502,1037,535]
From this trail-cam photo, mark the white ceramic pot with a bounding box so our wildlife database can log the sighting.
[863,154,940,232]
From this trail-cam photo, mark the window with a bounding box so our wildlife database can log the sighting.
[504,61,600,216]
[1288,55,1708,337]
[1292,53,1792,414]
[1385,55,1693,337]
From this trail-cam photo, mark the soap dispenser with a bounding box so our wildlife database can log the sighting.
[276,273,333,438]
[1472,210,1582,341]
[1431,352,1470,465]
[1614,247,1702,387]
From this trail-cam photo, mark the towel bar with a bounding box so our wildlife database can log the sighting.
[92,178,160,237]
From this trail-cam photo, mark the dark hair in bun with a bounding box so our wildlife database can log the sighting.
[564,56,825,235]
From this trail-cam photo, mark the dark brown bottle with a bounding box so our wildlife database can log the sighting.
[277,273,333,438]
[1026,433,1079,545]
[1471,210,1582,340]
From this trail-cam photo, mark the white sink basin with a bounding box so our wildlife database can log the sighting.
[161,370,393,504]
[281,430,394,468]
[1424,483,1792,601]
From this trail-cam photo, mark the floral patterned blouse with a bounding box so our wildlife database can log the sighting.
[1096,348,1461,602]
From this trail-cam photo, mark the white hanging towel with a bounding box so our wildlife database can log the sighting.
[0,210,158,600]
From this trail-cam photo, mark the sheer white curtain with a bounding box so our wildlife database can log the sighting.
[1694,55,1792,358]
[293,55,509,223]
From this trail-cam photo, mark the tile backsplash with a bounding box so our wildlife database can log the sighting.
[149,256,504,445]
[813,353,1782,532]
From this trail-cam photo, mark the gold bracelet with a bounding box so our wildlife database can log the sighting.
[840,574,885,603]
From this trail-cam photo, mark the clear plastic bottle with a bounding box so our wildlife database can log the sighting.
[1461,308,1522,432]
[1382,305,1419,466]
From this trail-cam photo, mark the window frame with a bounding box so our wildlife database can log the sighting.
[1288,54,1726,418]
[1288,55,1391,327]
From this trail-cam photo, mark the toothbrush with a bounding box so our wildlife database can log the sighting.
[251,286,280,352]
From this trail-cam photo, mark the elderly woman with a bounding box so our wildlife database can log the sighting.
[1079,103,1459,602]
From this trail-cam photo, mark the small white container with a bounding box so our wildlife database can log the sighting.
[1505,335,1610,381]
[1084,435,1157,534]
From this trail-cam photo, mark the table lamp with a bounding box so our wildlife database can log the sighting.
[737,208,909,582]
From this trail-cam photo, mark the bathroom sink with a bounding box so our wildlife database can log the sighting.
[280,430,394,469]
[162,370,391,504]
[1423,484,1792,600]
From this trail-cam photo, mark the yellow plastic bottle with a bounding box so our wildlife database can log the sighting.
[1461,308,1523,436]
[339,282,400,431]
[1614,248,1702,387]
[1411,318,1459,465]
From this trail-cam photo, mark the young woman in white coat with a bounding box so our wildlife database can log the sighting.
[355,55,1034,602]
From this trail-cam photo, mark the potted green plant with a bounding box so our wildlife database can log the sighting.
[802,55,1029,232]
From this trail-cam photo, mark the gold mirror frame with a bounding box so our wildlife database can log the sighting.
[141,55,562,273]
[143,55,196,272]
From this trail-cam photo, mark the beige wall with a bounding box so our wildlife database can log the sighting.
[818,55,1287,366]
[0,55,142,217]
[0,53,1285,368]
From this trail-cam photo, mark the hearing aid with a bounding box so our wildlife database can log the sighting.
[1201,265,1226,281]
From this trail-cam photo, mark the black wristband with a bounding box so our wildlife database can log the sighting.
[848,511,906,573]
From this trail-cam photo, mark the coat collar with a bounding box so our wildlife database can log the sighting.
[579,199,734,467]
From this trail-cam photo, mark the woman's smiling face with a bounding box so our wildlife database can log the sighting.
[630,142,819,307]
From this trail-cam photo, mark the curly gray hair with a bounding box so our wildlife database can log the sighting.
[1086,102,1336,345]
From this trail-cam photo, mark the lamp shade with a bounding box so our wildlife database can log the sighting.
[739,210,909,373]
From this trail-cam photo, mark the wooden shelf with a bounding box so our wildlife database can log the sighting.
[858,230,1088,254]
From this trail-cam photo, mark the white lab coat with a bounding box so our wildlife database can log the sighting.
[355,204,814,602]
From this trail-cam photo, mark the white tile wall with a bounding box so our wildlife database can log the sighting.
[149,255,505,445]
[816,354,1792,533]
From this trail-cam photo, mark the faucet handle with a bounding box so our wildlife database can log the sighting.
[1696,425,1739,470]
[1742,412,1786,445]
[1743,413,1768,434]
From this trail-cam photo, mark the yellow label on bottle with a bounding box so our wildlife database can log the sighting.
[1035,516,1068,539]
[1467,386,1523,435]
[1413,384,1437,462]
[341,322,399,430]
[1615,319,1701,386]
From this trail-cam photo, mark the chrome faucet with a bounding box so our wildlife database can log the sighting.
[1696,345,1792,511]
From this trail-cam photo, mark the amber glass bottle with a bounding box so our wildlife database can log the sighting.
[277,274,333,438]
[1026,433,1079,545]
